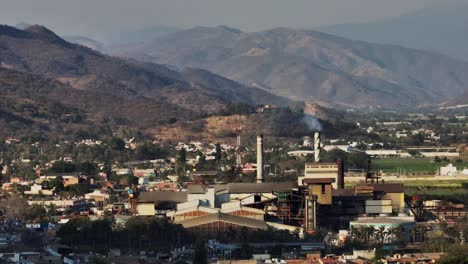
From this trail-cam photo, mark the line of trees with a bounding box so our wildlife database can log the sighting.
[348,225,407,249]
[57,216,186,252]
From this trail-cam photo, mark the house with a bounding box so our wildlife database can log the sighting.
[85,190,110,208]
[24,184,54,195]
[38,174,81,187]
[133,169,154,177]
[28,199,88,212]
[114,168,132,176]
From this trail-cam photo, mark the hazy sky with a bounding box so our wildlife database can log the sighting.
[0,0,464,41]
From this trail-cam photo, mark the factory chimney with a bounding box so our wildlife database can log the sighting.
[256,135,264,183]
[314,132,321,162]
[337,158,344,189]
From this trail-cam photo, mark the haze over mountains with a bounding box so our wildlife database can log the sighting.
[113,25,468,108]
[319,3,468,62]
[0,24,290,136]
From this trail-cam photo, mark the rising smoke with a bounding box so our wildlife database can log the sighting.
[302,114,322,132]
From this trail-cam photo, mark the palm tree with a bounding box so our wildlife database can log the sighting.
[350,226,359,242]
[364,226,376,244]
[375,226,387,245]
[386,227,397,243]
[356,226,367,242]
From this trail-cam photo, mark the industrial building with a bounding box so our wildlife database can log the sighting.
[134,131,414,240]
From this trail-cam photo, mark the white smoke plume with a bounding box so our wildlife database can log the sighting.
[303,114,322,132]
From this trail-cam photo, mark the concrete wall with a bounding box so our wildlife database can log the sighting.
[308,184,332,205]
[383,193,405,213]
[187,188,215,207]
[303,164,339,189]
[137,203,155,216]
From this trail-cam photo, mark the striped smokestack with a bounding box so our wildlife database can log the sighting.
[256,135,264,183]
[314,131,321,162]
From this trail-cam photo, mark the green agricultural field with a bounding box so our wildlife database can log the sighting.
[402,180,467,188]
[405,189,468,204]
[372,158,468,174]
[345,180,468,189]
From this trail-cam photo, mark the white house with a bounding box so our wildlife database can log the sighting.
[440,164,458,176]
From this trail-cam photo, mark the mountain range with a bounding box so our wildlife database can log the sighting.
[0,24,290,137]
[319,3,468,62]
[112,25,468,108]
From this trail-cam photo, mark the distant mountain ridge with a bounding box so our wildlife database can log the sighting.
[318,3,468,61]
[63,35,105,52]
[113,25,468,108]
[0,24,292,137]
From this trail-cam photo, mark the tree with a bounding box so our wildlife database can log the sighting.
[233,242,253,260]
[78,161,98,176]
[65,183,91,196]
[193,240,208,264]
[134,143,168,160]
[0,164,3,184]
[106,136,126,151]
[375,226,387,245]
[179,148,187,163]
[438,255,468,264]
[0,194,30,221]
[215,143,222,171]
[88,256,109,264]
[50,176,65,193]
[177,148,187,176]
[356,142,368,151]
[48,161,76,173]
[25,204,47,223]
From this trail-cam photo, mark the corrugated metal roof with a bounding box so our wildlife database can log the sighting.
[351,217,415,225]
[303,178,335,184]
[373,183,404,193]
[138,191,187,203]
[226,182,295,194]
[187,185,205,194]
[173,206,220,217]
[177,212,268,230]
[213,184,228,193]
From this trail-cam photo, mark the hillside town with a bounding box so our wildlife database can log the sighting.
[1,121,467,263]
[1,1,468,264]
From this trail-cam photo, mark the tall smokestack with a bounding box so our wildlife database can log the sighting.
[337,158,344,189]
[256,135,264,183]
[314,132,321,162]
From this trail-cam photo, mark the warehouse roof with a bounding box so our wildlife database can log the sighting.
[373,183,404,193]
[213,184,228,193]
[350,217,415,225]
[138,191,187,203]
[177,212,268,230]
[187,185,205,194]
[303,178,335,184]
